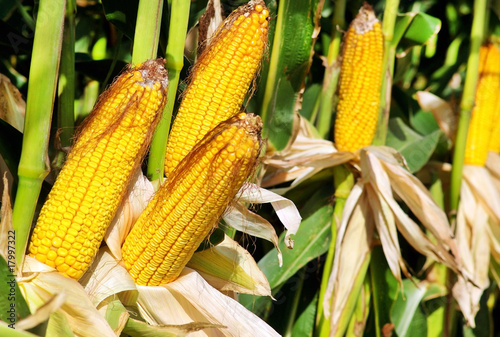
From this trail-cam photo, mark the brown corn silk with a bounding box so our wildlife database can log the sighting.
[28,59,169,280]
[122,113,262,286]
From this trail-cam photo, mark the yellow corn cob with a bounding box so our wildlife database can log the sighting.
[164,0,269,177]
[122,113,262,286]
[465,43,500,165]
[488,103,500,153]
[334,4,384,152]
[487,44,500,154]
[28,59,169,280]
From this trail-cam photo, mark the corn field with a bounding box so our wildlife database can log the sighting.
[0,0,500,336]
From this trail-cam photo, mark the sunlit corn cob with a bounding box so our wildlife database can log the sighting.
[489,105,500,153]
[488,47,500,154]
[465,43,500,165]
[334,4,384,152]
[164,0,269,177]
[122,113,262,286]
[28,59,169,280]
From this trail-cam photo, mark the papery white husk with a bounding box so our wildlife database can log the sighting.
[321,147,465,332]
[18,257,116,337]
[137,269,280,337]
[323,183,372,332]
[451,164,500,327]
[235,183,302,251]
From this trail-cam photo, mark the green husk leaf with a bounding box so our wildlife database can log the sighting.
[259,0,322,150]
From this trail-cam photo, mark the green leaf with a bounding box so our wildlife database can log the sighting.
[260,0,321,150]
[391,279,428,337]
[393,12,441,56]
[0,255,30,325]
[291,293,317,337]
[370,246,399,337]
[386,118,441,173]
[259,204,332,290]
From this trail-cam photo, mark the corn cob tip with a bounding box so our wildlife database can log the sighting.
[133,58,169,91]
[353,4,379,34]
[236,112,263,135]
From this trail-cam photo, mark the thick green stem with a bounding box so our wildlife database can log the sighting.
[147,0,191,183]
[373,0,400,146]
[315,0,346,139]
[12,0,65,267]
[449,0,487,214]
[131,0,164,64]
[55,0,76,168]
[316,165,354,337]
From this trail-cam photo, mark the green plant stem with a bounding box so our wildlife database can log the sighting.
[12,0,65,267]
[147,0,191,183]
[55,0,76,169]
[315,0,346,139]
[449,0,487,215]
[131,0,164,64]
[316,164,354,337]
[373,0,400,146]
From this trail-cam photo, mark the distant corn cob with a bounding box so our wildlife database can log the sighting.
[28,59,169,280]
[122,113,262,286]
[334,4,384,152]
[465,43,500,165]
[164,0,269,177]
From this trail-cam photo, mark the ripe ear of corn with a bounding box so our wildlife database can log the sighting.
[465,43,500,165]
[164,0,269,177]
[333,4,384,152]
[122,113,262,286]
[28,59,169,280]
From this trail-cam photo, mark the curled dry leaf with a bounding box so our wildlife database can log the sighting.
[451,164,500,326]
[237,183,302,249]
[416,91,457,141]
[0,74,25,132]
